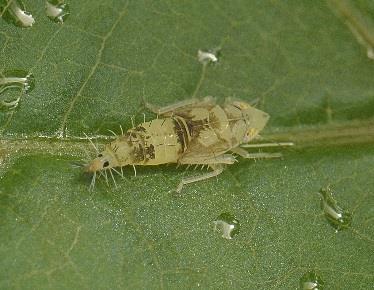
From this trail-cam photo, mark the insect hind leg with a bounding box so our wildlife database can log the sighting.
[234,142,294,159]
[176,164,224,194]
[175,154,235,193]
[240,142,294,149]
[231,147,282,159]
[144,96,215,116]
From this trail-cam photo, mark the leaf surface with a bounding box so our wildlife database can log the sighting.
[1,0,373,289]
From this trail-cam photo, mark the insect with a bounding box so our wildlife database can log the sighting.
[85,96,289,192]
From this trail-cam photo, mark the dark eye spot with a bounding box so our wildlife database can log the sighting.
[98,154,103,157]
[103,161,109,168]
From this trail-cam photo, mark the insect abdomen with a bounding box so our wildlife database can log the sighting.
[130,118,187,165]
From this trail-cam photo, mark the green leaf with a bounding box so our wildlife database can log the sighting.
[1,0,374,289]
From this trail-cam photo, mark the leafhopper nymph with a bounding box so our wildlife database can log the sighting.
[84,96,292,192]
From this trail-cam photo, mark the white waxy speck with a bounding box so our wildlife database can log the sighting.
[0,77,27,85]
[213,213,240,240]
[299,271,324,290]
[214,221,234,239]
[323,203,342,220]
[198,50,218,64]
[45,1,62,19]
[318,187,352,231]
[367,47,374,60]
[302,282,318,290]
[12,2,35,27]
[346,23,374,61]
[45,1,70,23]
[0,74,33,93]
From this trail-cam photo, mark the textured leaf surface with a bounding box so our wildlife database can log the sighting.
[1,1,374,289]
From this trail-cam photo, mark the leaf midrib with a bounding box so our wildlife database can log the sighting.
[1,119,373,161]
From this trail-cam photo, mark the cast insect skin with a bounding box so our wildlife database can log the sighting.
[85,96,282,192]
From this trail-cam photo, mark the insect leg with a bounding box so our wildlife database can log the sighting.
[130,116,135,127]
[179,153,236,165]
[108,129,117,137]
[224,96,259,107]
[103,170,109,186]
[132,165,137,177]
[176,164,224,193]
[145,98,198,115]
[112,167,124,179]
[249,98,260,106]
[89,172,96,191]
[109,169,118,188]
[176,154,236,193]
[240,142,294,148]
[144,96,215,116]
[231,147,282,159]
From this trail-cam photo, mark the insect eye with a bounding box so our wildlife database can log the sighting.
[103,161,109,168]
[98,154,103,157]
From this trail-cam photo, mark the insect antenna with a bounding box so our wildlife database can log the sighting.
[120,125,124,135]
[83,132,99,154]
[95,139,100,151]
[130,116,135,127]
[120,167,124,177]
[82,148,91,159]
[81,148,93,166]
[143,113,146,123]
[132,165,137,177]
[70,160,86,168]
[109,169,118,188]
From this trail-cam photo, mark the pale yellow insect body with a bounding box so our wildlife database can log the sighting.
[85,118,183,172]
[85,97,282,192]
